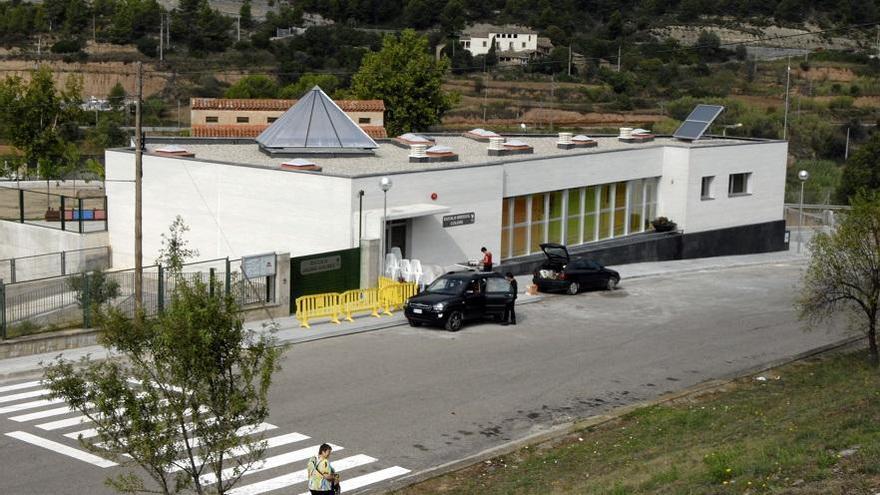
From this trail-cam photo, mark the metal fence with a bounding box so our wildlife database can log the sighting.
[0,186,107,233]
[0,256,277,340]
[0,246,111,284]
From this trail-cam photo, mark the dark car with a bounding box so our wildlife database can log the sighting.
[532,243,620,295]
[404,271,514,331]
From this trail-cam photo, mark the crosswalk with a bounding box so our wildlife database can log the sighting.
[0,379,410,494]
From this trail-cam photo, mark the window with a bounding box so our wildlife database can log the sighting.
[514,34,518,38]
[547,191,563,244]
[613,182,627,237]
[236,116,249,123]
[512,197,528,257]
[701,176,715,200]
[522,42,526,48]
[205,116,218,123]
[486,277,511,293]
[598,184,613,240]
[482,41,487,47]
[583,186,598,243]
[267,117,277,123]
[529,194,547,253]
[566,188,582,246]
[629,180,645,234]
[358,117,371,124]
[728,173,751,195]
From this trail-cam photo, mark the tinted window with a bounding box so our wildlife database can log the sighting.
[486,277,511,293]
[426,277,465,294]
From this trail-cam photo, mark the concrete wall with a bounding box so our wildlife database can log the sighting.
[684,142,788,234]
[351,165,504,268]
[0,221,108,260]
[105,151,352,268]
[659,146,692,229]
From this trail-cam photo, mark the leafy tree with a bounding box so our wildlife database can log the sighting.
[224,75,280,99]
[797,192,880,366]
[108,82,127,111]
[439,0,465,36]
[350,29,455,135]
[67,270,121,323]
[239,0,253,29]
[278,73,340,99]
[0,67,82,181]
[156,215,199,273]
[87,114,129,150]
[695,30,722,62]
[785,160,842,204]
[837,133,880,203]
[44,223,281,494]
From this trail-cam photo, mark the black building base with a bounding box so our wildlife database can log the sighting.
[499,220,787,276]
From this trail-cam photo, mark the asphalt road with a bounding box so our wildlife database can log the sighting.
[0,262,850,494]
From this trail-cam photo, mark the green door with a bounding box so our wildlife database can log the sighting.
[290,248,361,313]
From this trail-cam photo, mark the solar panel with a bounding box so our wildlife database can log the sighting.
[673,104,725,141]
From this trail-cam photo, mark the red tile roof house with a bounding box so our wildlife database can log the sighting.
[190,98,387,138]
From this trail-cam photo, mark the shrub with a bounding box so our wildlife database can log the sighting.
[50,39,83,54]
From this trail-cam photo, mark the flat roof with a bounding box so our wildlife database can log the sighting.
[139,134,774,178]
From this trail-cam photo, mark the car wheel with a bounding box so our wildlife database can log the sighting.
[567,282,579,295]
[445,311,463,332]
[408,319,422,327]
[606,277,619,291]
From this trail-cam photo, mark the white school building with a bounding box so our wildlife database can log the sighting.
[105,88,788,278]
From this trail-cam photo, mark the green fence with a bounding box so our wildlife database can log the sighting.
[290,248,361,314]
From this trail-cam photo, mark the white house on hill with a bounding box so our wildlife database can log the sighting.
[459,24,539,56]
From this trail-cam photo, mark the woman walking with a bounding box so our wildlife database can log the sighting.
[307,443,340,494]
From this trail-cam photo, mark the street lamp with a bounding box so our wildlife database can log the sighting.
[797,170,809,254]
[379,177,393,278]
[721,123,742,137]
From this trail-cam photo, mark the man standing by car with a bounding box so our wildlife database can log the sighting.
[480,247,493,272]
[501,272,517,325]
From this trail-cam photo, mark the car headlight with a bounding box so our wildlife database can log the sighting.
[433,302,445,311]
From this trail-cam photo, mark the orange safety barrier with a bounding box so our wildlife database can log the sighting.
[379,282,419,315]
[340,288,381,322]
[295,293,341,328]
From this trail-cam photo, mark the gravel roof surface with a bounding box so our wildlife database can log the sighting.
[145,135,762,178]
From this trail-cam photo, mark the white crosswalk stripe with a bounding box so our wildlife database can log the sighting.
[5,431,117,468]
[0,380,43,394]
[0,388,48,404]
[227,453,375,495]
[0,397,66,415]
[200,443,344,486]
[305,466,411,495]
[10,403,94,422]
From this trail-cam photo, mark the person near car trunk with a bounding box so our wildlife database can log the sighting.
[502,272,517,325]
[480,247,493,272]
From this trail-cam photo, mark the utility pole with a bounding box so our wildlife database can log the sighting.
[845,127,851,160]
[134,62,143,310]
[236,16,241,42]
[783,56,791,140]
[92,16,96,42]
[617,44,621,72]
[567,44,572,76]
[159,15,164,62]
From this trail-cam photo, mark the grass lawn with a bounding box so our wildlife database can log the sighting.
[395,350,880,494]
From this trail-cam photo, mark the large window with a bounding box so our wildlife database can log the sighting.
[500,177,660,260]
[728,173,751,195]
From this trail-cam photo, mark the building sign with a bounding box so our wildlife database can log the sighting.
[242,253,276,279]
[300,255,342,275]
[443,212,475,228]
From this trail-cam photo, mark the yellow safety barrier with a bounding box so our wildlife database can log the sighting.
[379,282,419,315]
[378,276,397,289]
[295,293,341,328]
[340,288,381,322]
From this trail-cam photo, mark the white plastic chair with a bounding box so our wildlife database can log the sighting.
[410,259,423,285]
[384,254,400,280]
[399,259,413,282]
[391,246,403,262]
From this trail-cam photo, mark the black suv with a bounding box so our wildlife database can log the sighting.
[532,243,620,295]
[404,271,514,331]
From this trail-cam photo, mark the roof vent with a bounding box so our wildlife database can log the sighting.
[619,127,655,143]
[409,144,428,163]
[426,145,458,162]
[465,128,500,142]
[557,132,573,149]
[280,158,322,171]
[489,138,533,156]
[394,132,435,149]
[488,137,505,150]
[154,144,195,157]
[571,134,598,148]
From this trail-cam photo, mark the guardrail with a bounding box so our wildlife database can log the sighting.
[295,280,418,328]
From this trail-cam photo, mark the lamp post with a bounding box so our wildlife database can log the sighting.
[721,123,742,137]
[797,170,809,254]
[379,177,393,277]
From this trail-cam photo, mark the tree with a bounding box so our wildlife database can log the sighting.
[156,215,199,273]
[67,270,121,323]
[350,29,455,135]
[239,0,253,29]
[797,192,880,366]
[224,75,280,99]
[0,67,83,174]
[44,223,281,494]
[108,82,127,110]
[837,132,880,203]
[278,73,340,99]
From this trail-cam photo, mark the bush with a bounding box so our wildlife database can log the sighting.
[136,36,158,58]
[51,39,83,54]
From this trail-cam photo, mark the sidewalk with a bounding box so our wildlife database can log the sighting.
[0,246,809,380]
